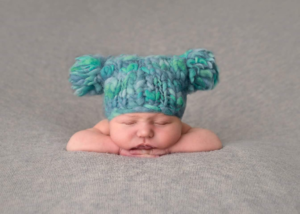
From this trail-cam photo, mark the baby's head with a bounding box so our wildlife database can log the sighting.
[109,112,182,150]
[69,48,219,148]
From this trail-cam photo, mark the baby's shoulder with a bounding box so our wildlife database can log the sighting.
[93,119,110,135]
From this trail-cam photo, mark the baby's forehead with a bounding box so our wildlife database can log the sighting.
[116,112,174,120]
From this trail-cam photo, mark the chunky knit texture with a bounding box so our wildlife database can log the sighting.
[69,49,219,121]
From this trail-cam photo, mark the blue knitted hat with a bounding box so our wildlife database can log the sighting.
[69,48,219,121]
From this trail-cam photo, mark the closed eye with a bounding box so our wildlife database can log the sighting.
[155,122,169,125]
[123,122,136,125]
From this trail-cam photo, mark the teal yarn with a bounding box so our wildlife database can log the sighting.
[69,48,220,121]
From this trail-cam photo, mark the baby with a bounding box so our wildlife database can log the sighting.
[66,112,222,158]
[66,48,222,157]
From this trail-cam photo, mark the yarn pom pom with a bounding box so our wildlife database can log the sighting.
[69,55,107,96]
[181,49,219,94]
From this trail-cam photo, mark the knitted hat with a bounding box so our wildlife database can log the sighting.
[69,48,219,121]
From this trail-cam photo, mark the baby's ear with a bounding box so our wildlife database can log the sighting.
[69,55,113,96]
[181,49,219,94]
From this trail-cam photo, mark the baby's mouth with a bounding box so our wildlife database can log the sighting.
[131,145,155,150]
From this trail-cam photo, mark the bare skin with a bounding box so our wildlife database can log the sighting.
[66,112,222,158]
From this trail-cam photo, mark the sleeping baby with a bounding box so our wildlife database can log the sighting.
[66,48,222,158]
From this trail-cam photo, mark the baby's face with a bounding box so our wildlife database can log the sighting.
[109,112,183,150]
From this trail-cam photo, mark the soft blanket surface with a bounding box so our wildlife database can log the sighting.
[0,0,299,213]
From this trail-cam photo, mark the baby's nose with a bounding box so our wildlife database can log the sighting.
[137,125,154,138]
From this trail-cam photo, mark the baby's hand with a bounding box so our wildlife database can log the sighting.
[119,148,170,158]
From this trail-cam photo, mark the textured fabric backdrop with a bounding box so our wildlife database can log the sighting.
[0,0,299,213]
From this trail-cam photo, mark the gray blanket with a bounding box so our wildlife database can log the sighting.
[1,0,299,213]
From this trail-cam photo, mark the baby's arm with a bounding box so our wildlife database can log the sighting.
[168,127,222,153]
[66,120,120,154]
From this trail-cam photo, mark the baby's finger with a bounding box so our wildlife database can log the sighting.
[130,154,159,158]
[119,149,133,156]
[119,149,157,158]
[129,149,151,155]
[150,149,170,156]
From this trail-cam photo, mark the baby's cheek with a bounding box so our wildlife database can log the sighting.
[110,129,124,143]
[110,129,133,148]
[158,127,182,147]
